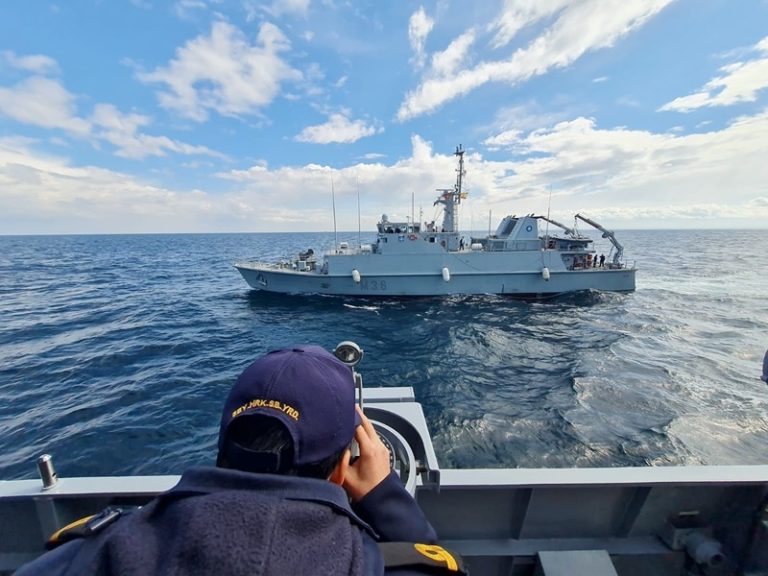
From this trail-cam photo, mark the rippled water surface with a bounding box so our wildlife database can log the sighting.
[1,230,767,480]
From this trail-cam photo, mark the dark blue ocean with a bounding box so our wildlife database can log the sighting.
[1,230,767,481]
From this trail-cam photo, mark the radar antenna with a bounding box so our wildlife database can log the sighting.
[454,144,466,203]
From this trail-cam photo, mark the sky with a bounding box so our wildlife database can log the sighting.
[0,0,767,234]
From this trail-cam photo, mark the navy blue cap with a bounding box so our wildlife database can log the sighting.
[219,345,360,470]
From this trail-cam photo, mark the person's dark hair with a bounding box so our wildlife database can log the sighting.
[217,415,347,479]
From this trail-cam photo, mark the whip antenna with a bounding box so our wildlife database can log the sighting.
[357,175,361,248]
[331,177,338,250]
[545,185,552,244]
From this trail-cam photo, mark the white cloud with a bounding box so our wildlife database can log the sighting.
[0,77,90,135]
[138,21,301,121]
[408,7,434,69]
[215,135,466,229]
[481,103,568,148]
[483,129,523,149]
[0,137,237,234]
[173,0,208,19]
[300,62,326,97]
[398,0,674,121]
[660,35,768,112]
[264,0,310,17]
[1,50,59,74]
[89,104,225,160]
[0,74,223,160]
[243,0,310,20]
[430,30,476,77]
[218,113,768,230]
[243,1,259,22]
[480,111,768,226]
[294,112,380,144]
[489,0,570,49]
[3,112,767,235]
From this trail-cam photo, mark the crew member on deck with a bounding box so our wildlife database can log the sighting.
[16,346,465,576]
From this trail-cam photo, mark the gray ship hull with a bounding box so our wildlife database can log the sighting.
[235,261,636,297]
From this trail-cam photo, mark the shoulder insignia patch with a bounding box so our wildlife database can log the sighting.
[46,507,125,550]
[414,543,460,570]
[378,541,466,574]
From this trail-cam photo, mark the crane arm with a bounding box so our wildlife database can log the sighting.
[575,213,624,264]
[537,216,576,236]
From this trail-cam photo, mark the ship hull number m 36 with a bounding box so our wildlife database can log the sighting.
[361,279,387,291]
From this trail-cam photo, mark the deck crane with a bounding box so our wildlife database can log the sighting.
[575,213,624,265]
[537,216,578,237]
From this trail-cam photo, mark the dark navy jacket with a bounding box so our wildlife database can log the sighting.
[15,466,440,575]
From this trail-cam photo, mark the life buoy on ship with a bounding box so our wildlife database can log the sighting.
[408,234,418,241]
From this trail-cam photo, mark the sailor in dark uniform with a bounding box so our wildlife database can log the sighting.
[16,346,464,575]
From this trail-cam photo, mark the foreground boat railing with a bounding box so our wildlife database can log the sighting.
[3,385,768,575]
[2,329,764,576]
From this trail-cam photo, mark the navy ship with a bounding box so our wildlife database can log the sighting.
[2,341,766,575]
[235,148,637,297]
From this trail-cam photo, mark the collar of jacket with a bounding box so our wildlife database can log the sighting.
[160,466,376,537]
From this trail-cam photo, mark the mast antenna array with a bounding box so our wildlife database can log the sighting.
[454,145,465,203]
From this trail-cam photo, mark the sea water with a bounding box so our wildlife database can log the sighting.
[1,230,767,480]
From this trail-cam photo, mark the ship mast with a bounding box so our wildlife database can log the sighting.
[454,144,465,203]
[448,145,466,232]
[434,145,466,234]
